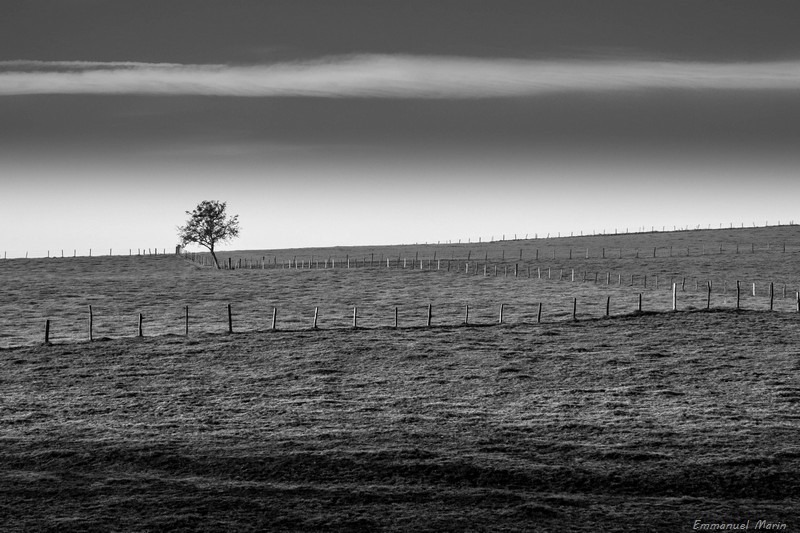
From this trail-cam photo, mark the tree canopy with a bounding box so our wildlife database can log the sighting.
[178,200,239,269]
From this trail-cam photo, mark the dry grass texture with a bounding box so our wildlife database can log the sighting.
[0,226,799,531]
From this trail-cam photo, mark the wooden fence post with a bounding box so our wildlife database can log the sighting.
[638,293,642,312]
[770,282,774,311]
[537,302,542,323]
[313,307,319,329]
[44,319,50,345]
[427,304,432,327]
[227,304,232,334]
[499,303,504,324]
[672,283,677,311]
[464,305,469,325]
[572,298,577,321]
[185,305,189,335]
[394,307,398,328]
[271,308,277,330]
[736,281,741,310]
[606,296,610,317]
[353,306,358,329]
[138,313,144,337]
[707,281,712,310]
[753,282,756,297]
[88,305,93,342]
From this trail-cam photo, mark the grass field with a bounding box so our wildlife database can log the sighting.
[3,226,800,348]
[1,226,799,531]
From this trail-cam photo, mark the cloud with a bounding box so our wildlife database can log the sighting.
[1,55,800,98]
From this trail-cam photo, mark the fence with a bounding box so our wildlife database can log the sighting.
[2,218,796,260]
[184,239,800,271]
[1,248,169,260]
[20,283,800,349]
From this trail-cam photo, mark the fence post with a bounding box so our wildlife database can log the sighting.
[353,306,358,329]
[313,307,319,329]
[88,305,93,342]
[737,281,741,310]
[638,293,642,312]
[464,305,469,325]
[499,303,504,324]
[138,313,144,337]
[271,308,277,330]
[185,305,189,335]
[606,296,610,317]
[395,307,398,329]
[227,304,232,334]
[44,319,51,345]
[427,304,432,327]
[572,298,577,321]
[753,282,756,297]
[707,281,712,310]
[537,302,542,323]
[770,282,774,311]
[672,283,677,311]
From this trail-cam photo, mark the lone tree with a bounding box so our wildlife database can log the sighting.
[178,200,240,269]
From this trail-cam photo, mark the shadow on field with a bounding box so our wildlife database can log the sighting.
[1,302,798,531]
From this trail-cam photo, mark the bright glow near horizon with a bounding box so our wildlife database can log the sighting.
[2,147,798,258]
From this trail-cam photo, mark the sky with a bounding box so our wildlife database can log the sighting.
[2,0,800,257]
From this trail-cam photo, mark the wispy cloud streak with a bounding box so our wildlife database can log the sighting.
[2,55,800,98]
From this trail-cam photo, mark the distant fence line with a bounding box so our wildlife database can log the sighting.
[2,218,797,260]
[1,248,168,260]
[19,284,800,348]
[187,241,799,271]
[183,249,800,298]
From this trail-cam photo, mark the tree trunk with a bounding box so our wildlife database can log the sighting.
[209,247,220,269]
